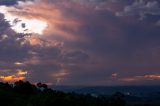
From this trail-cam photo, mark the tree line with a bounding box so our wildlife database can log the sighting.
[0,80,127,106]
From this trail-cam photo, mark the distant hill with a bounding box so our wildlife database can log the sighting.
[51,85,160,105]
[1,81,159,106]
[51,85,160,96]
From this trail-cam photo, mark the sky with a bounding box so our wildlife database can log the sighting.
[0,0,160,85]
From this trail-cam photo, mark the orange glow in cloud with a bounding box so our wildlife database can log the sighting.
[17,70,28,75]
[1,0,81,41]
[53,71,68,78]
[0,76,25,82]
[27,36,44,46]
[120,74,160,82]
[52,69,69,85]
[0,70,28,82]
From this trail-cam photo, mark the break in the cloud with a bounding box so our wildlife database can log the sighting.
[0,0,160,85]
[0,69,27,82]
[4,0,82,41]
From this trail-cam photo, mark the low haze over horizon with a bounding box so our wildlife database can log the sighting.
[0,0,160,86]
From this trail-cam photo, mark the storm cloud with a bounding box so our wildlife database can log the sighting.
[0,0,160,85]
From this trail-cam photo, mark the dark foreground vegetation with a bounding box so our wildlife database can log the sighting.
[0,80,153,106]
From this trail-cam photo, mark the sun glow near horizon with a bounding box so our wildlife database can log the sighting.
[0,69,28,82]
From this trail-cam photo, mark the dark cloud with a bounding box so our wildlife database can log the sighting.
[62,51,89,64]
[1,0,160,85]
[0,13,90,83]
[0,0,33,6]
[116,0,160,20]
[0,13,30,62]
[0,14,11,34]
[57,0,160,85]
[0,0,18,5]
[42,0,160,85]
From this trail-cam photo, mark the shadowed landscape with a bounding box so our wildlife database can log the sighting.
[1,80,160,106]
[0,80,126,106]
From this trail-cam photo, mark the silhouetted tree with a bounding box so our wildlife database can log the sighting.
[14,80,37,95]
[0,81,128,106]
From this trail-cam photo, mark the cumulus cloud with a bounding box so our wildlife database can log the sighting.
[0,0,122,85]
[0,69,27,82]
[0,0,34,6]
[0,13,31,61]
[0,12,90,84]
[1,0,160,85]
[5,0,83,41]
[116,0,160,20]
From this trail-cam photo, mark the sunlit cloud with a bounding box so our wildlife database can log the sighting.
[11,19,47,35]
[120,74,160,82]
[24,56,41,65]
[0,34,8,42]
[14,62,25,66]
[1,0,160,85]
[0,5,48,35]
[52,69,69,85]
[17,69,28,75]
[6,0,81,41]
[0,75,25,82]
[0,69,28,82]
[112,72,118,78]
[26,36,44,46]
[53,71,68,78]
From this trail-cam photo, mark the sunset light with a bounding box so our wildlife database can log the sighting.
[11,18,48,35]
[0,70,27,82]
[1,0,160,105]
[0,6,47,35]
